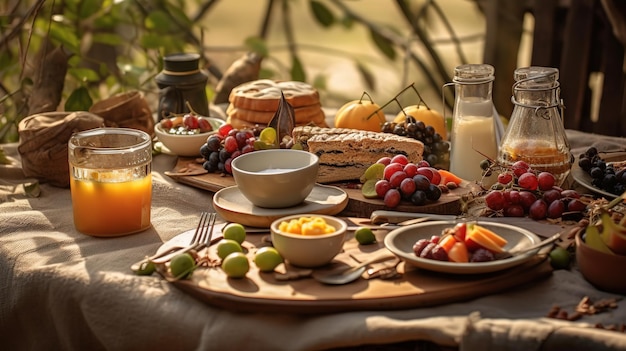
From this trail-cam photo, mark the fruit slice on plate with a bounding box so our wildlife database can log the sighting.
[465,224,506,254]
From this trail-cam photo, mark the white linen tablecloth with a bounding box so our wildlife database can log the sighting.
[1,130,625,351]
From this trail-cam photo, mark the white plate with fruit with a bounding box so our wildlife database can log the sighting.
[384,221,541,274]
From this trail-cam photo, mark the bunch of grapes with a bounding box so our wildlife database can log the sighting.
[371,155,446,208]
[381,119,449,167]
[577,147,626,196]
[200,124,260,174]
[483,160,586,219]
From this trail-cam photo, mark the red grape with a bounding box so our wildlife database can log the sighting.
[403,163,418,177]
[537,172,556,191]
[391,154,409,166]
[485,190,506,211]
[519,191,537,210]
[377,157,392,166]
[383,189,401,208]
[567,198,586,212]
[560,189,580,199]
[413,239,430,255]
[498,172,513,184]
[218,123,233,136]
[375,180,392,198]
[416,160,430,168]
[197,118,212,132]
[512,161,530,177]
[504,204,525,217]
[542,189,562,205]
[518,172,538,191]
[547,200,565,219]
[399,177,416,197]
[384,163,404,181]
[223,136,239,154]
[529,199,548,220]
[183,114,199,129]
[389,171,409,188]
[503,189,521,204]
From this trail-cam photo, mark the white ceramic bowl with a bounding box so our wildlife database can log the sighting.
[271,214,347,268]
[154,117,225,157]
[230,149,319,208]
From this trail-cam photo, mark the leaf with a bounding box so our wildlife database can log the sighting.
[355,61,376,91]
[79,0,103,19]
[244,37,268,57]
[310,0,335,28]
[92,32,124,46]
[268,92,295,147]
[145,11,175,34]
[68,68,100,82]
[65,87,93,111]
[369,28,396,60]
[290,56,306,82]
[49,22,80,53]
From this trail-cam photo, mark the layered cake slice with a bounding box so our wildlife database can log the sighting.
[293,126,424,183]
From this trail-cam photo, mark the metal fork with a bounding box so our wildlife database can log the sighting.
[131,212,218,272]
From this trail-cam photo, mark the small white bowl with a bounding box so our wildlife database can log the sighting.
[154,117,225,157]
[271,214,347,268]
[231,149,319,208]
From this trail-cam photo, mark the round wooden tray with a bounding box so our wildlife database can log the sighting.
[165,228,553,314]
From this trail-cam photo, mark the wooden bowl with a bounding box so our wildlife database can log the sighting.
[575,230,626,294]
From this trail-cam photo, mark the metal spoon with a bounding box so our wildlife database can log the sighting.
[313,251,397,285]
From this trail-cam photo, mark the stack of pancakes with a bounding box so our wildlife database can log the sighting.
[226,79,328,129]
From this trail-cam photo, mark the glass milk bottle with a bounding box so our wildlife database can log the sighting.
[497,67,572,186]
[449,64,498,186]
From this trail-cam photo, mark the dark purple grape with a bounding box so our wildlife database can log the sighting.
[529,199,548,220]
[542,189,562,205]
[567,198,586,212]
[470,248,495,262]
[504,204,525,217]
[547,200,565,219]
[410,190,427,206]
[426,183,442,201]
[413,174,431,191]
[206,135,221,152]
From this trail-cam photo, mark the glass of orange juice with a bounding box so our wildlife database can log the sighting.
[68,128,152,237]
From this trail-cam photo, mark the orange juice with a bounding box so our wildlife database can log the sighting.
[70,168,152,236]
[68,128,152,237]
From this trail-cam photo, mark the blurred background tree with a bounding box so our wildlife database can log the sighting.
[0,0,491,143]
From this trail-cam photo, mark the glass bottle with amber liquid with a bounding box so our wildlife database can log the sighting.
[497,67,572,185]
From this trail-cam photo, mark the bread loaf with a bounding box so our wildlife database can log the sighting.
[293,126,424,183]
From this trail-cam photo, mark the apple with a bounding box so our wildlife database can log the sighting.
[452,222,467,241]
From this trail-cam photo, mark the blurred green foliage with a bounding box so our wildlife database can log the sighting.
[0,0,477,143]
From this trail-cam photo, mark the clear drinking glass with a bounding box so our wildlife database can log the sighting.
[68,128,152,237]
[497,67,572,185]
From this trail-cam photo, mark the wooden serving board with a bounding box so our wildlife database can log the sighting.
[169,227,553,314]
[166,158,479,218]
